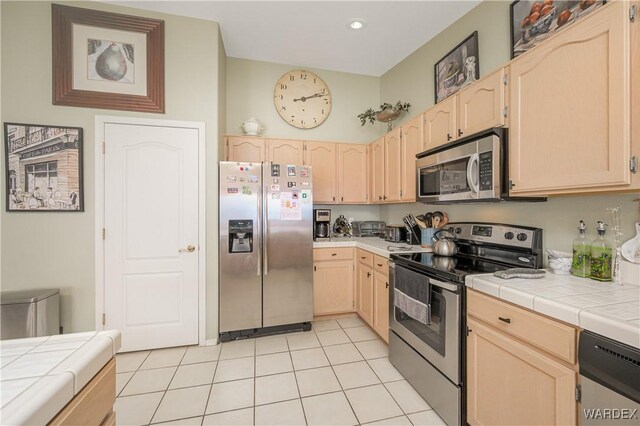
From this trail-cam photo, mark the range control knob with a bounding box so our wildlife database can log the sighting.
[455,227,462,234]
[447,227,455,233]
[504,231,514,240]
[517,233,528,241]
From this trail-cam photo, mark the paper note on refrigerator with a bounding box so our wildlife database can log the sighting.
[280,192,302,220]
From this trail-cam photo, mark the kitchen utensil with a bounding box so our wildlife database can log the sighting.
[433,211,444,222]
[432,216,441,228]
[494,268,546,279]
[432,229,458,256]
[440,213,449,228]
[425,212,433,227]
[403,215,421,245]
[415,218,427,229]
[621,222,640,264]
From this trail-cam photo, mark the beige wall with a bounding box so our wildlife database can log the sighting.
[380,1,511,128]
[226,57,382,144]
[0,1,223,338]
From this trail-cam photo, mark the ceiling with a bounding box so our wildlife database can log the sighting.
[105,1,481,76]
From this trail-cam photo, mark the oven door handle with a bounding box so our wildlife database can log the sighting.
[466,153,480,194]
[429,278,460,292]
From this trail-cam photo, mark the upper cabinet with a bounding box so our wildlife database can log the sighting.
[400,114,424,202]
[384,129,402,203]
[370,137,385,203]
[338,144,368,203]
[458,67,508,138]
[304,141,337,204]
[266,139,304,165]
[509,0,636,196]
[226,136,265,163]
[423,95,457,151]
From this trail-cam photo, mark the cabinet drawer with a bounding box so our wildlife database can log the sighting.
[356,249,374,267]
[373,255,389,276]
[313,248,353,261]
[467,290,576,364]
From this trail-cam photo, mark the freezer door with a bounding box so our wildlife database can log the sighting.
[219,161,263,333]
[262,163,314,327]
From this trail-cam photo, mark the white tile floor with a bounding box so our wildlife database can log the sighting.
[114,317,446,426]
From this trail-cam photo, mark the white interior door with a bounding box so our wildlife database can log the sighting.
[104,123,200,352]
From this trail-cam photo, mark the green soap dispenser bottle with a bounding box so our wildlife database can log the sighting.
[572,220,590,277]
[590,221,612,282]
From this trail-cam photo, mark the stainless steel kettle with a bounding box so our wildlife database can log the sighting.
[432,229,458,257]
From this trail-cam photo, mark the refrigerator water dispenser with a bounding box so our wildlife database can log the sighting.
[229,220,253,253]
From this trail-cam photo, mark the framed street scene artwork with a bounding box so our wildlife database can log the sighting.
[510,0,605,58]
[4,123,84,212]
[434,31,479,103]
[52,4,165,113]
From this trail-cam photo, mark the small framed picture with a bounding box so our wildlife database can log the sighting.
[4,123,84,212]
[510,0,606,58]
[434,31,479,103]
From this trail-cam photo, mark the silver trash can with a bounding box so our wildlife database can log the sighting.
[1,289,60,339]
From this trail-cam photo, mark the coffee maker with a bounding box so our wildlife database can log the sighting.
[313,209,331,240]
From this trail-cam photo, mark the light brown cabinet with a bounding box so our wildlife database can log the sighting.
[225,136,265,163]
[400,114,423,202]
[312,248,354,316]
[370,137,385,203]
[457,67,508,138]
[384,129,402,202]
[372,255,389,342]
[356,253,374,325]
[338,144,368,203]
[508,0,634,196]
[467,289,577,426]
[304,141,337,203]
[266,139,304,165]
[423,95,457,151]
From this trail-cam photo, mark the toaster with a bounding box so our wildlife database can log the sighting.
[351,221,386,237]
[385,225,408,243]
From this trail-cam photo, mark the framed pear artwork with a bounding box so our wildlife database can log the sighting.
[274,70,332,129]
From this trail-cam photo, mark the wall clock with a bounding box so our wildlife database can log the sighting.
[274,70,332,129]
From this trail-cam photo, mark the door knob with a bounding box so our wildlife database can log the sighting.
[179,245,196,253]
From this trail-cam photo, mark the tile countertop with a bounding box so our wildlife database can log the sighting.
[0,330,121,425]
[466,273,640,349]
[313,236,430,258]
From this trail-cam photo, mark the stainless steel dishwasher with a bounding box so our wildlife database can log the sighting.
[579,330,640,425]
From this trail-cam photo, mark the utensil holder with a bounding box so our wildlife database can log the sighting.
[421,228,437,248]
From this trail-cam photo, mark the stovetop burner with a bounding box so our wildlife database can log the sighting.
[390,222,543,284]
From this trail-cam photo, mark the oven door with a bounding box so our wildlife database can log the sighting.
[389,262,461,384]
[416,134,500,203]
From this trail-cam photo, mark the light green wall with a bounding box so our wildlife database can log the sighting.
[0,1,223,338]
[226,57,382,144]
[381,0,511,128]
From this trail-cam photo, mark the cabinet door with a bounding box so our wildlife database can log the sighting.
[509,1,631,195]
[373,272,389,342]
[357,264,374,325]
[467,318,576,426]
[305,141,337,204]
[338,144,368,203]
[423,96,457,151]
[458,67,507,138]
[384,129,402,203]
[369,138,385,203]
[313,260,354,315]
[400,115,423,202]
[226,136,265,163]
[267,139,304,165]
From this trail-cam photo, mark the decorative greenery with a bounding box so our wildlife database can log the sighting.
[358,101,411,126]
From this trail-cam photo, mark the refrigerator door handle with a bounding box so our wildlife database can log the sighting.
[263,184,269,276]
[256,178,262,277]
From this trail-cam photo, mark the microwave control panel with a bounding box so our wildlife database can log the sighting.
[479,151,493,190]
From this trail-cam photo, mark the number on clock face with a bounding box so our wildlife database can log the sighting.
[274,70,332,129]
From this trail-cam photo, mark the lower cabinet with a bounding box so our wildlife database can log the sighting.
[372,255,389,342]
[466,290,577,426]
[313,249,355,316]
[357,263,374,325]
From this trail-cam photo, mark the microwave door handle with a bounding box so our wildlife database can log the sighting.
[466,153,480,194]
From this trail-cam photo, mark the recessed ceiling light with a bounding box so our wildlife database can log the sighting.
[348,18,367,30]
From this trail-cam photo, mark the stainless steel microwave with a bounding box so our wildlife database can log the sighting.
[416,128,545,204]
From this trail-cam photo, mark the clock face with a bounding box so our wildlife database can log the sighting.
[274,70,332,129]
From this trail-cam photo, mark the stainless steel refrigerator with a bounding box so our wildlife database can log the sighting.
[219,161,313,341]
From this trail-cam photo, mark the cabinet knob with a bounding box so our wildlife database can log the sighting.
[377,263,383,267]
[383,195,387,200]
[385,282,389,288]
[458,129,463,137]
[498,316,511,324]
[367,272,371,277]
[331,253,337,256]
[378,195,382,200]
[447,133,452,141]
[361,256,366,259]
[333,196,336,201]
